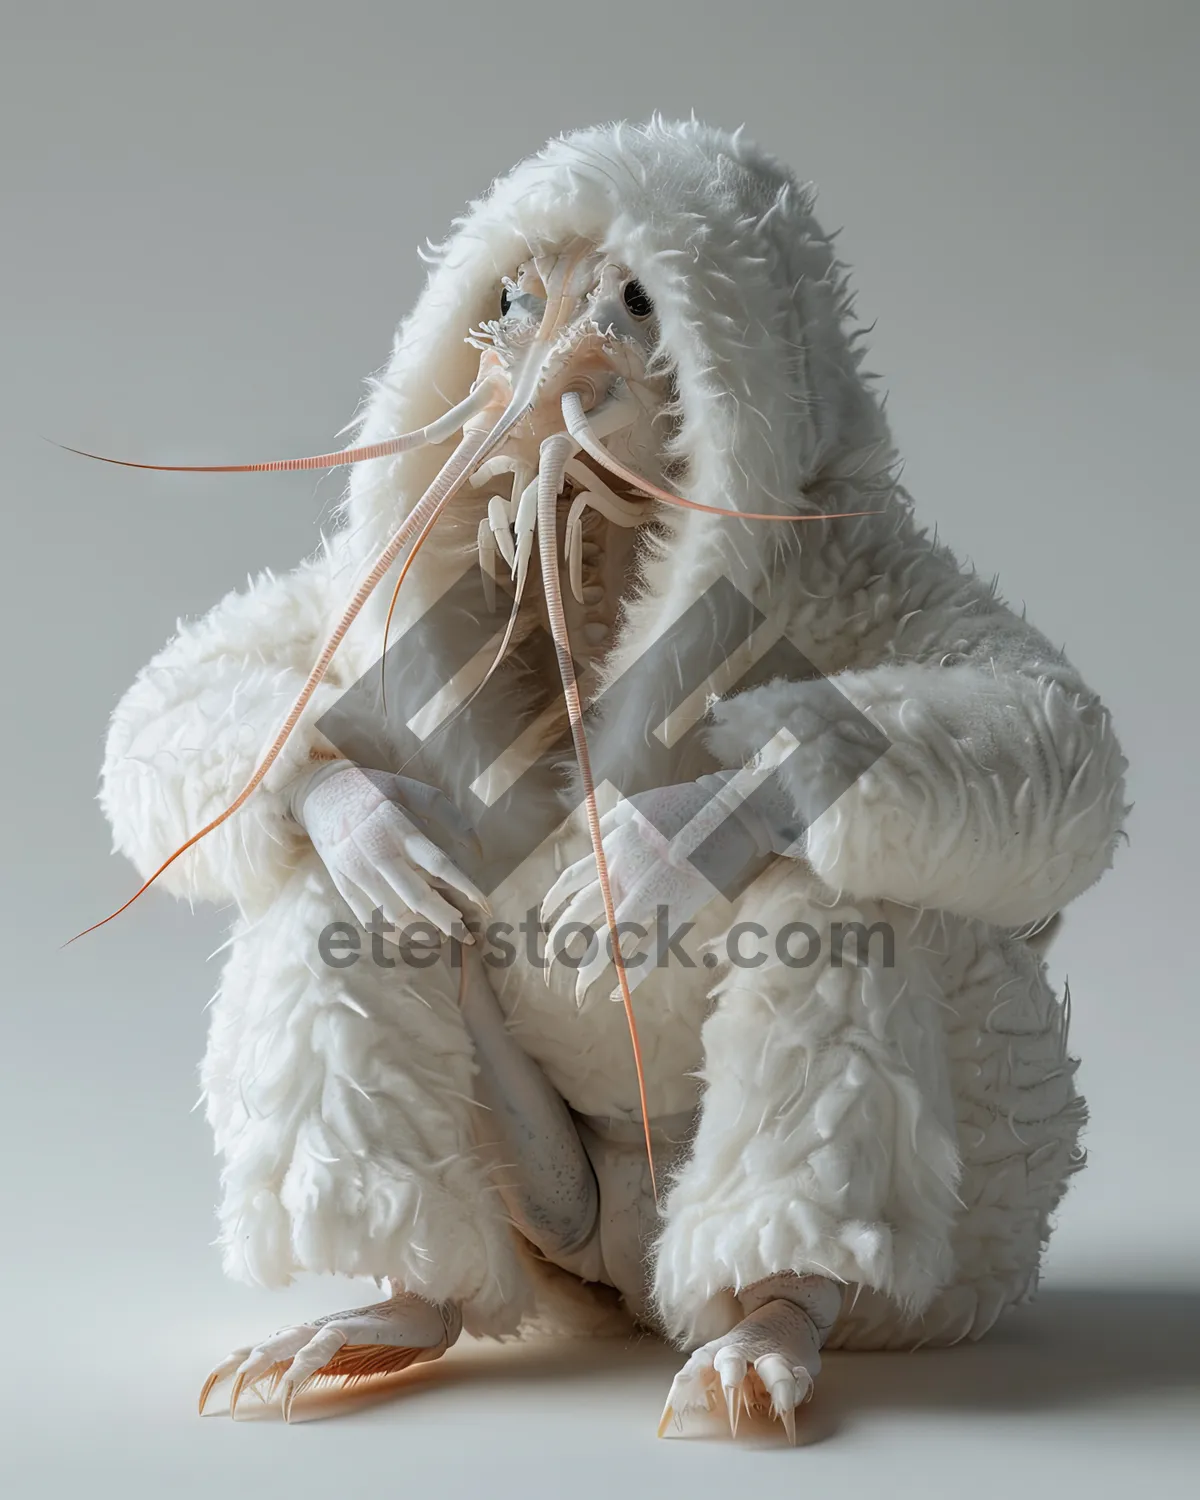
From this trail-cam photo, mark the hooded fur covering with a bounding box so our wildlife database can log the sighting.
[100,119,1127,1347]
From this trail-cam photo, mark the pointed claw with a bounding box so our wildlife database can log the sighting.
[656,1401,675,1438]
[199,1344,253,1415]
[230,1344,291,1419]
[487,493,516,569]
[568,524,584,603]
[565,493,589,603]
[280,1369,320,1423]
[476,518,498,613]
[544,918,595,995]
[512,535,533,594]
[573,957,607,1010]
[511,475,538,585]
[756,1354,798,1443]
[723,1381,741,1436]
[279,1325,348,1418]
[542,924,557,987]
[493,524,515,570]
[713,1346,748,1436]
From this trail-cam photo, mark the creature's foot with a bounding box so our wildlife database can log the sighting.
[198,1290,461,1422]
[659,1276,840,1443]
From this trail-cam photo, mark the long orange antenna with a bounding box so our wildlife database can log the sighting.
[535,434,658,1198]
[376,481,466,716]
[54,381,499,476]
[562,392,885,524]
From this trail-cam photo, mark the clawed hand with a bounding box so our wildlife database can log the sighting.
[541,778,775,1004]
[293,761,487,939]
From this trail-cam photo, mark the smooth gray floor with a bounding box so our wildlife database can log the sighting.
[4,1277,1196,1495]
[2,2,1197,1494]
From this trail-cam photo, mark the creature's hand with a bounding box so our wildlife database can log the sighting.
[291,761,487,938]
[541,775,802,1004]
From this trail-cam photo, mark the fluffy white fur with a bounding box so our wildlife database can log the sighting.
[100,119,1126,1347]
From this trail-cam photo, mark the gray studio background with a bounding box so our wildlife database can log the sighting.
[2,2,1196,1495]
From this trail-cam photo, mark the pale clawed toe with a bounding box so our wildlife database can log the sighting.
[198,1292,461,1422]
[658,1298,823,1443]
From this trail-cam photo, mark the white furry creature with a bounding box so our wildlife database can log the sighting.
[93,119,1127,1438]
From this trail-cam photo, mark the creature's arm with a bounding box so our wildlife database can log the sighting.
[710,529,1129,928]
[100,547,351,907]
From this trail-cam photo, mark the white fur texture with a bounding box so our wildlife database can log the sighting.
[100,118,1126,1348]
[100,552,350,911]
[650,872,963,1342]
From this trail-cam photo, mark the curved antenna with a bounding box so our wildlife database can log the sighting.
[535,432,658,1198]
[561,392,885,524]
[54,380,499,475]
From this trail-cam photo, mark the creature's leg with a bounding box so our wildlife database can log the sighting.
[457,944,600,1259]
[830,916,1086,1350]
[197,862,531,1418]
[652,870,963,1436]
[658,1273,842,1441]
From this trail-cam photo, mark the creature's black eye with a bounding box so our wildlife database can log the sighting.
[622,280,653,319]
[499,286,513,317]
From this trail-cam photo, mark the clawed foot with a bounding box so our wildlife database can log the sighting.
[658,1298,824,1443]
[198,1292,461,1422]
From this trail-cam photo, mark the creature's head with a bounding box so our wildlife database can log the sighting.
[455,238,671,556]
[468,245,663,436]
[337,119,896,635]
